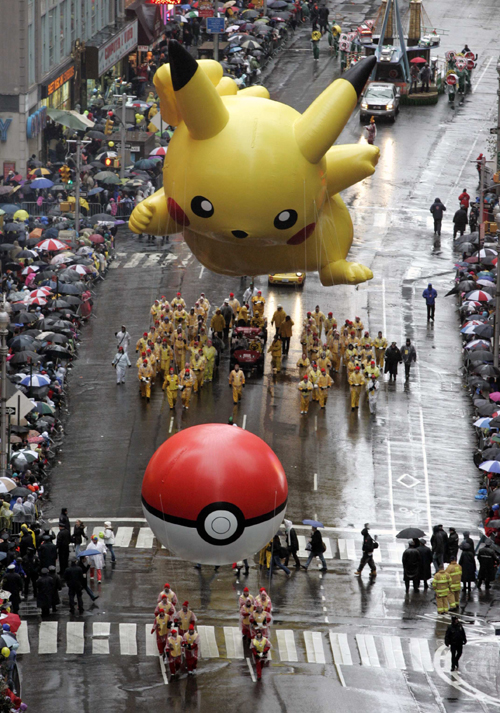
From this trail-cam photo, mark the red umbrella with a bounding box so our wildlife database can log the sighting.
[36,238,67,251]
[410,57,426,64]
[88,234,105,243]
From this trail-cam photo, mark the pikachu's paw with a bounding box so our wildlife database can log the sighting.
[129,201,156,235]
[320,260,373,286]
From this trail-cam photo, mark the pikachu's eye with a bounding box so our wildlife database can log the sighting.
[191,196,214,218]
[274,210,298,230]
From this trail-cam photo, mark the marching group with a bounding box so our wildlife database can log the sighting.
[151,583,199,677]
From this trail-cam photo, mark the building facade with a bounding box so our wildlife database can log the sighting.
[0,0,157,177]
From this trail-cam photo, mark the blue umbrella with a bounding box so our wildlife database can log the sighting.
[30,178,54,189]
[0,205,21,214]
[88,187,103,196]
[77,548,100,557]
[479,460,500,473]
[302,519,324,528]
[474,417,492,428]
[20,374,51,387]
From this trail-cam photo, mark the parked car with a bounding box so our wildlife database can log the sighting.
[360,82,400,122]
[268,272,306,286]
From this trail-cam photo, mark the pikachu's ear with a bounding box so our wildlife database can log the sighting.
[168,40,229,140]
[294,56,376,164]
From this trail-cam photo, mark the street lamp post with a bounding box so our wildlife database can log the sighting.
[0,305,10,478]
[496,59,500,173]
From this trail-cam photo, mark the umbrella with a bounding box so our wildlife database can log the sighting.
[479,461,500,473]
[0,205,21,214]
[133,159,157,170]
[465,340,492,350]
[30,288,52,298]
[240,39,262,50]
[410,57,427,64]
[9,486,31,498]
[489,392,500,402]
[96,151,118,161]
[14,312,38,325]
[88,234,105,244]
[46,108,94,131]
[482,448,500,460]
[475,248,498,258]
[36,239,67,251]
[94,171,119,180]
[30,178,54,190]
[36,332,69,344]
[149,147,168,157]
[90,214,117,225]
[10,450,38,465]
[0,478,16,493]
[242,9,259,17]
[302,519,324,528]
[13,210,29,221]
[77,549,101,558]
[32,401,55,415]
[465,290,493,302]
[9,351,41,366]
[477,402,498,416]
[31,168,51,177]
[467,351,494,362]
[8,335,34,350]
[473,325,494,338]
[19,374,51,387]
[473,364,499,377]
[88,187,103,196]
[396,527,426,539]
[57,282,83,295]
[268,0,288,7]
[473,417,492,428]
[85,130,106,140]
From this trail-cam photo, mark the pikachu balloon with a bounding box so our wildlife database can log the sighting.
[129,42,379,286]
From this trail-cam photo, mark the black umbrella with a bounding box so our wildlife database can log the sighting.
[9,351,42,365]
[474,325,494,339]
[0,244,16,252]
[8,335,35,350]
[475,364,500,377]
[396,527,426,539]
[38,332,69,344]
[10,486,31,498]
[489,416,500,428]
[468,351,494,362]
[86,130,106,140]
[14,312,38,325]
[90,213,117,224]
[57,283,84,295]
[477,402,498,416]
[482,447,500,460]
[468,375,491,389]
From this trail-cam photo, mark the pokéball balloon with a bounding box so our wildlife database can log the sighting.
[141,424,288,565]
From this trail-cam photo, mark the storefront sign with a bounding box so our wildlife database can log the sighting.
[46,66,75,97]
[3,162,15,180]
[146,0,182,4]
[0,119,12,142]
[98,21,138,76]
[26,107,47,139]
[138,46,150,52]
[199,1,214,18]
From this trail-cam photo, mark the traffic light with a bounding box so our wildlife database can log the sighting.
[104,157,113,168]
[59,165,71,183]
[105,111,114,135]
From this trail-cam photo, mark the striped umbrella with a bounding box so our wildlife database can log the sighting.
[473,417,492,428]
[30,288,52,298]
[479,461,500,473]
[465,290,493,302]
[149,146,168,157]
[36,238,68,251]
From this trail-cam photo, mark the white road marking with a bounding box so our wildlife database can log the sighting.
[159,654,169,685]
[114,527,134,547]
[66,622,85,654]
[169,417,174,433]
[304,631,325,664]
[313,473,318,491]
[136,527,154,548]
[386,542,405,564]
[92,622,110,655]
[123,253,146,269]
[382,279,387,337]
[386,440,396,534]
[276,629,298,662]
[329,632,353,666]
[418,407,433,534]
[356,634,380,667]
[338,539,357,560]
[109,252,127,268]
[246,657,257,682]
[472,56,493,94]
[17,621,30,654]
[409,638,433,672]
[224,627,244,659]
[38,622,58,654]
[382,635,405,669]
[145,624,157,657]
[426,216,435,230]
[199,265,205,279]
[374,212,387,228]
[242,414,247,430]
[142,253,164,268]
[119,623,137,655]
[198,625,220,658]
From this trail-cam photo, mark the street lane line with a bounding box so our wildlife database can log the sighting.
[123,253,146,268]
[418,407,433,535]
[373,545,382,563]
[329,632,352,666]
[386,440,396,534]
[17,621,30,654]
[242,414,247,430]
[145,625,157,656]
[159,655,169,685]
[114,527,134,547]
[356,634,380,667]
[338,539,356,560]
[224,627,244,659]
[246,657,256,682]
[92,622,110,653]
[136,527,154,548]
[417,638,434,671]
[409,638,424,672]
[38,622,58,654]
[472,56,493,94]
[198,625,220,658]
[382,635,405,669]
[169,417,174,433]
[142,253,164,268]
[120,623,137,656]
[426,216,434,230]
[66,622,84,654]
[199,265,204,279]
[276,630,298,662]
[374,212,387,228]
[387,542,405,564]
[313,473,318,491]
[92,638,110,654]
[304,631,325,664]
[323,538,333,559]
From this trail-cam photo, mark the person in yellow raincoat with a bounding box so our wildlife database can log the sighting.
[229,363,245,403]
[259,542,272,571]
[445,559,462,610]
[146,348,157,378]
[312,305,325,336]
[364,360,380,379]
[237,304,250,325]
[138,360,154,401]
[191,349,206,392]
[296,352,310,376]
[210,309,225,339]
[317,351,332,373]
[174,328,187,370]
[307,362,321,401]
[298,373,313,414]
[187,307,198,341]
[173,304,188,326]
[171,292,185,309]
[203,340,217,381]
[163,367,179,409]
[160,339,173,376]
[268,334,282,373]
[179,365,195,409]
[317,368,333,408]
[329,333,341,372]
[353,316,364,339]
[324,312,336,336]
[271,305,286,335]
[251,290,266,317]
[136,332,148,354]
[166,629,183,677]
[373,331,388,368]
[432,565,451,614]
[348,364,365,410]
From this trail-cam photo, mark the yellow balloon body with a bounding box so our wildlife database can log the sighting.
[129,42,380,286]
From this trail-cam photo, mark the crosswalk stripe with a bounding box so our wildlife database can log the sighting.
[123,254,146,268]
[356,634,380,667]
[145,624,158,657]
[382,635,406,669]
[304,631,325,664]
[38,622,58,654]
[373,546,382,563]
[409,638,433,672]
[374,212,387,228]
[426,216,435,230]
[136,527,154,548]
[198,625,220,658]
[66,622,84,654]
[338,539,357,560]
[114,527,134,548]
[276,629,298,662]
[92,622,110,655]
[386,543,405,564]
[224,627,244,659]
[142,253,164,267]
[119,623,137,655]
[329,632,352,666]
[17,621,30,654]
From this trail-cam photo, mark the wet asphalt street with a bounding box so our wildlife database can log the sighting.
[19,0,500,710]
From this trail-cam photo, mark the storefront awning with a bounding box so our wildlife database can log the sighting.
[126,0,165,46]
[86,20,139,79]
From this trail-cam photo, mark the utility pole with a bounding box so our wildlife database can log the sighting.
[75,137,81,248]
[479,154,486,250]
[213,1,219,62]
[497,59,500,173]
[0,302,10,478]
[495,229,500,369]
[113,92,136,181]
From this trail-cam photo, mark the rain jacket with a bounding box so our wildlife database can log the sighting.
[445,622,467,648]
[402,545,421,579]
[458,543,476,582]
[430,199,446,221]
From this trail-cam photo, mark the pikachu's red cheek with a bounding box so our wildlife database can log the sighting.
[168,198,190,227]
